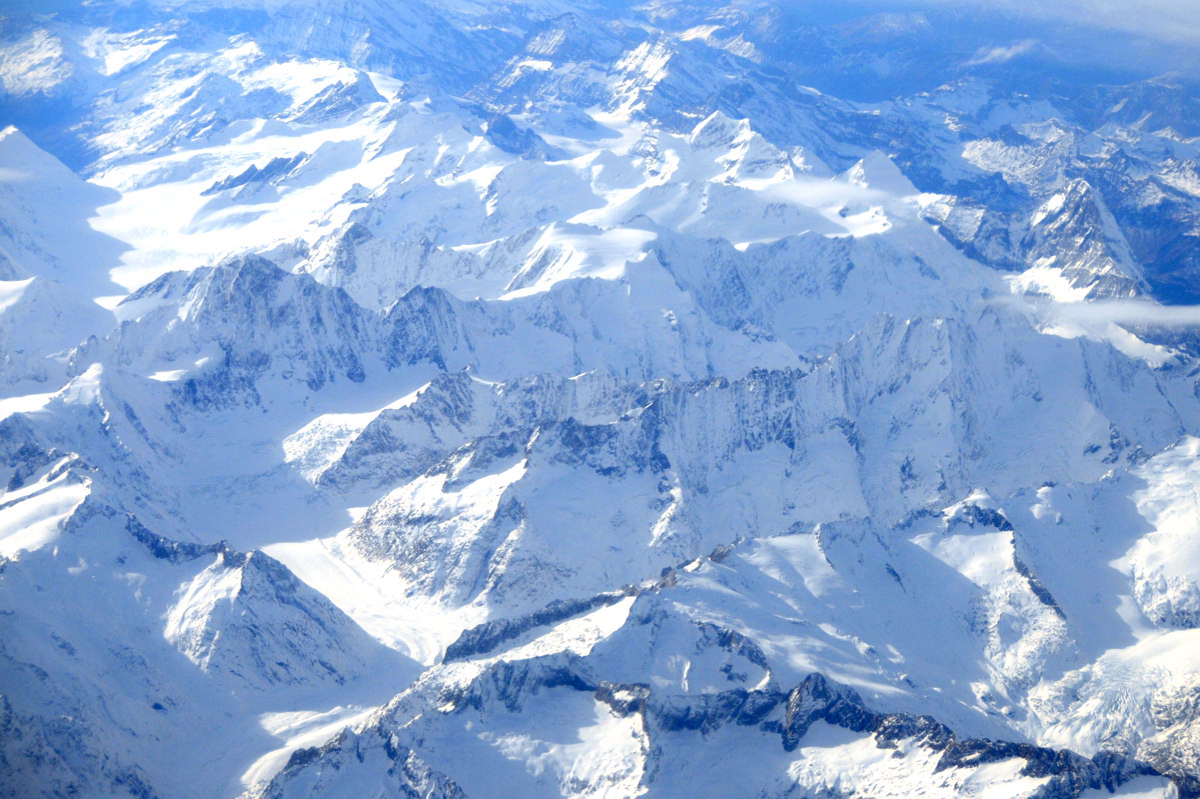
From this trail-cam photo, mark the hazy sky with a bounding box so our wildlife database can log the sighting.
[892,0,1200,46]
[836,0,1200,77]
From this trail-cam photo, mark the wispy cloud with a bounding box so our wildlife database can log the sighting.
[998,295,1200,328]
[1047,299,1200,328]
[964,39,1037,66]
[992,295,1200,365]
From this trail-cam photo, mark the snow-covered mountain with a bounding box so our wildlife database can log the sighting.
[3,1,1200,797]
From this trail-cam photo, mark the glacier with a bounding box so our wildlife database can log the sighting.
[3,1,1200,797]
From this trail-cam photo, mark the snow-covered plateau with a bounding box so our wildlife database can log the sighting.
[3,1,1200,797]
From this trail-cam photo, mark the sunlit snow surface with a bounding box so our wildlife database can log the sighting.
[2,1,1200,798]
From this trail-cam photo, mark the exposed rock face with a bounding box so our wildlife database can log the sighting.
[253,658,1172,799]
[1139,675,1200,796]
